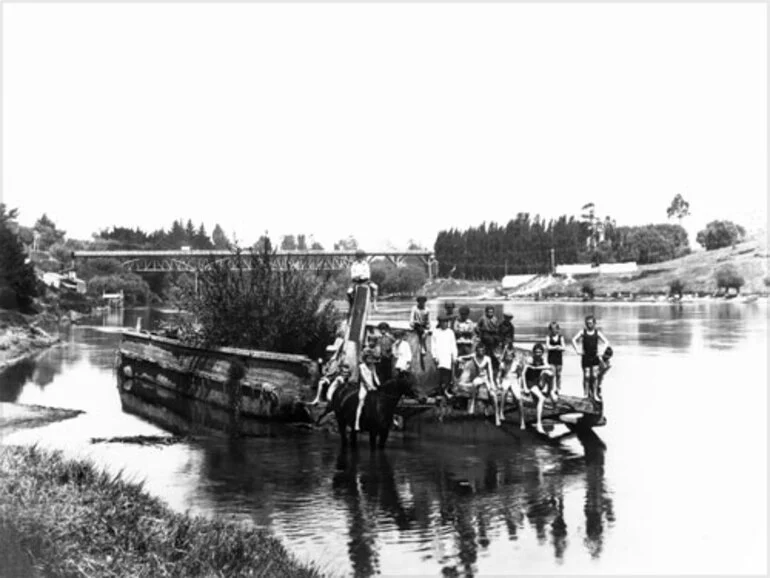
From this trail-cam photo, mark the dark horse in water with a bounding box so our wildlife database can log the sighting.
[320,372,420,450]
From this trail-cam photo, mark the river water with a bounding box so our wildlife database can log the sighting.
[1,301,766,575]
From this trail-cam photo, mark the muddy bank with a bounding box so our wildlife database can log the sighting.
[0,402,83,434]
[0,309,61,374]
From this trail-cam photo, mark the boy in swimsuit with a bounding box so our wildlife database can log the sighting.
[571,315,611,402]
[460,342,495,416]
[521,342,556,434]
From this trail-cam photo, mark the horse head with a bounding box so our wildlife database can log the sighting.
[381,372,421,403]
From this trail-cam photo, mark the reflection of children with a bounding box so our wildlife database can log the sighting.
[355,349,380,431]
[572,315,610,402]
[544,322,566,395]
[522,343,555,434]
[410,296,431,355]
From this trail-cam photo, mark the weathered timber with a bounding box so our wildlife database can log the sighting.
[117,331,318,422]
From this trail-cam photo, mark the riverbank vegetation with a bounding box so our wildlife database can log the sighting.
[172,248,340,360]
[0,445,322,577]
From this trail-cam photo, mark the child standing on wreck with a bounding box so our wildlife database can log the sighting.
[572,315,611,402]
[544,321,566,395]
[410,296,431,355]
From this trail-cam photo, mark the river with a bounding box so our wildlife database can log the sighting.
[1,300,766,575]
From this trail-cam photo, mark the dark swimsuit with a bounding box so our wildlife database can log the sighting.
[581,330,600,369]
[547,334,563,366]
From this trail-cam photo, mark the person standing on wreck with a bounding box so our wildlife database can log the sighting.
[410,296,431,355]
[355,349,380,431]
[476,306,501,376]
[572,315,611,402]
[431,314,458,398]
[347,250,378,312]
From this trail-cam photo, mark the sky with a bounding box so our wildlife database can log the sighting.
[2,2,767,252]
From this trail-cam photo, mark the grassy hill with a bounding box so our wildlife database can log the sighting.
[426,230,769,298]
[547,230,769,296]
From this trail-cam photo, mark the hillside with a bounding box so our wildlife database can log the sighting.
[560,231,769,296]
[425,231,769,298]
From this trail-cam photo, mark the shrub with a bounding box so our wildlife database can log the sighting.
[715,264,745,291]
[0,208,38,311]
[669,278,686,297]
[696,220,746,251]
[175,248,340,360]
[87,273,153,305]
[580,280,595,299]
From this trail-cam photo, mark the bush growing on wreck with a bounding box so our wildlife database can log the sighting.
[176,247,340,360]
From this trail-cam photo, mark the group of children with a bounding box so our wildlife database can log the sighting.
[312,293,613,434]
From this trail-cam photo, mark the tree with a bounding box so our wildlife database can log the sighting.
[193,223,214,250]
[0,206,38,310]
[296,234,308,251]
[666,194,691,223]
[715,264,745,292]
[407,239,426,251]
[696,220,746,251]
[253,233,272,253]
[211,224,230,250]
[33,213,66,251]
[333,236,359,251]
[280,235,297,251]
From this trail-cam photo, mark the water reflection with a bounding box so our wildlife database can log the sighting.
[2,301,765,575]
[134,389,615,577]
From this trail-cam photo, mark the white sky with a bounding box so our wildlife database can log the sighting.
[2,2,767,251]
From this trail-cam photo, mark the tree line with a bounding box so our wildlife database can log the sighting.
[434,212,695,279]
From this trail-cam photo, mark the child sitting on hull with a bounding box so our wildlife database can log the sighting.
[355,349,380,432]
[494,348,526,429]
[458,342,495,416]
[522,342,556,435]
[346,250,378,312]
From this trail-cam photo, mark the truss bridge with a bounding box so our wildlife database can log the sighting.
[72,250,438,279]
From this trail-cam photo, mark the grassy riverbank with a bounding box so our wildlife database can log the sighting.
[0,445,323,578]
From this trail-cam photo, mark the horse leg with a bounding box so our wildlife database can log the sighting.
[369,431,377,451]
[350,428,358,448]
[378,428,390,450]
[337,416,348,447]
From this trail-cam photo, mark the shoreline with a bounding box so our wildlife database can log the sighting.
[0,444,323,578]
[0,311,62,375]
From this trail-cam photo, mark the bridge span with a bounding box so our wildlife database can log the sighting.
[72,250,438,279]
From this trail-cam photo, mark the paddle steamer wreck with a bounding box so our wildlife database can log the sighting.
[116,287,605,441]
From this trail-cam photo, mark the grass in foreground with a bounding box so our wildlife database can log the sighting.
[0,445,323,578]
